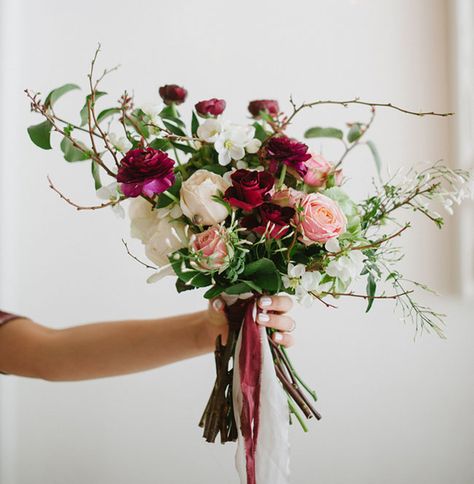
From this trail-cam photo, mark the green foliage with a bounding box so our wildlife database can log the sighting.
[347,123,363,143]
[27,120,53,149]
[60,136,91,162]
[155,173,182,208]
[97,107,121,123]
[304,127,343,140]
[365,273,376,312]
[149,138,171,151]
[366,140,382,179]
[91,161,102,190]
[241,258,281,293]
[44,83,80,108]
[253,122,268,142]
[191,111,199,136]
[79,91,107,126]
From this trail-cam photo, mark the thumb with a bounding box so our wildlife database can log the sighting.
[208,297,228,327]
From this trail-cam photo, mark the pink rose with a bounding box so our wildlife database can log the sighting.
[190,226,229,271]
[296,193,347,245]
[303,154,332,187]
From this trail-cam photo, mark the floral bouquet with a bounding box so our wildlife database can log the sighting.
[26,48,471,484]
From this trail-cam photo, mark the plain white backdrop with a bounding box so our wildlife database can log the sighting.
[0,0,473,483]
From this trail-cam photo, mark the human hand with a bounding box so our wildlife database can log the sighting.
[206,295,295,348]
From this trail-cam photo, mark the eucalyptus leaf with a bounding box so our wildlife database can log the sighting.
[304,127,343,140]
[44,83,80,108]
[27,120,53,150]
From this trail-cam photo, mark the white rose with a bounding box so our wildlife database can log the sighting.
[180,169,230,225]
[129,198,182,243]
[145,218,188,267]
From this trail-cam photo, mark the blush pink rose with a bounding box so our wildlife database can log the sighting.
[190,226,229,271]
[297,193,347,245]
[303,154,332,187]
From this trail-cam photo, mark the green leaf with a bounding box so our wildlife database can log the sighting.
[160,105,185,127]
[191,111,199,136]
[365,273,376,313]
[253,122,268,142]
[171,141,196,154]
[203,285,226,299]
[225,281,262,295]
[149,138,171,151]
[347,123,363,143]
[60,136,91,162]
[155,172,182,208]
[91,161,102,190]
[189,272,212,288]
[163,120,187,137]
[304,127,343,140]
[44,83,80,108]
[242,258,281,293]
[97,107,121,123]
[176,278,196,293]
[79,91,107,126]
[27,120,53,150]
[366,140,382,179]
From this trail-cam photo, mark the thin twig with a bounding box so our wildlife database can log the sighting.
[121,239,158,270]
[324,290,414,300]
[47,176,121,211]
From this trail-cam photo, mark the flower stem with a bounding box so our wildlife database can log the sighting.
[281,347,318,401]
[287,398,308,432]
[163,190,179,203]
[277,164,287,190]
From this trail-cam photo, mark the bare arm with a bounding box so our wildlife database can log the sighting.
[0,296,294,381]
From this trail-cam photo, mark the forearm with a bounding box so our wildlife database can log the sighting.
[0,311,217,381]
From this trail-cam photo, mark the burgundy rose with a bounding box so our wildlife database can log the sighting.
[195,98,226,116]
[248,99,280,118]
[242,203,295,239]
[117,147,175,198]
[224,169,274,211]
[266,136,311,177]
[159,84,187,105]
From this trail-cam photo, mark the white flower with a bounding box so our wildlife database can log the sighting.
[180,169,230,225]
[326,250,365,284]
[325,237,341,253]
[197,118,222,143]
[214,124,260,166]
[145,218,188,268]
[96,182,125,218]
[282,263,324,307]
[141,103,164,135]
[108,133,132,153]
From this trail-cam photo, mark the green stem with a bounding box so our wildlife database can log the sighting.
[287,398,308,432]
[277,164,287,190]
[163,190,179,203]
[281,347,318,401]
[172,145,187,178]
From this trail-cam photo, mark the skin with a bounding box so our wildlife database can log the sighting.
[0,295,295,381]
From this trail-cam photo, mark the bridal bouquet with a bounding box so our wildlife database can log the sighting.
[26,48,471,484]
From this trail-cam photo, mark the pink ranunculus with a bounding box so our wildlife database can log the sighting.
[190,226,229,271]
[297,193,347,245]
[304,153,332,187]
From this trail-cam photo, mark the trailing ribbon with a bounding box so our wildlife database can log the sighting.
[233,299,290,484]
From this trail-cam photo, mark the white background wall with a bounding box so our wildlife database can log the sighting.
[0,0,473,483]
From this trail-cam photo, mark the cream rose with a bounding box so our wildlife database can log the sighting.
[145,217,188,267]
[180,169,230,225]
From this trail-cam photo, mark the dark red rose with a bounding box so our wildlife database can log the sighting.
[266,136,311,177]
[248,99,280,118]
[117,147,175,198]
[159,84,187,105]
[224,169,274,211]
[195,98,226,116]
[242,203,295,239]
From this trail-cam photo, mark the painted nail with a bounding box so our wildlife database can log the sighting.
[273,332,283,342]
[212,298,224,311]
[257,313,270,323]
[259,296,272,307]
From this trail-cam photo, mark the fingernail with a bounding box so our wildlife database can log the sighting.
[212,299,224,311]
[257,313,270,324]
[273,332,283,342]
[260,296,272,307]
